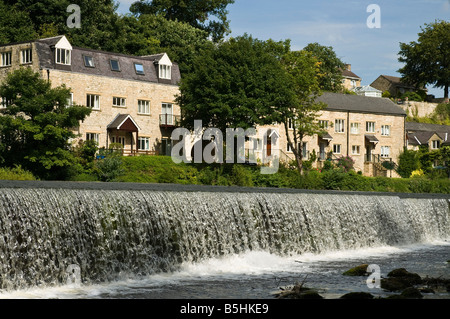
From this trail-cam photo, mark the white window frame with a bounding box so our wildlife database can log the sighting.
[56,48,71,65]
[333,144,341,154]
[21,48,32,64]
[381,125,390,136]
[381,146,391,158]
[319,120,329,129]
[159,64,171,79]
[86,94,100,110]
[138,137,150,151]
[350,122,360,134]
[86,133,99,144]
[335,119,345,133]
[113,97,126,108]
[161,102,173,125]
[352,145,360,155]
[366,121,375,133]
[1,51,12,67]
[432,140,440,149]
[66,93,73,108]
[138,99,150,115]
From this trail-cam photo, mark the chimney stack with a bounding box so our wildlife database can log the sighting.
[345,64,351,71]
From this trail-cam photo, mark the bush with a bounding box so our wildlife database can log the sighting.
[0,166,36,180]
[95,153,124,182]
[397,148,420,178]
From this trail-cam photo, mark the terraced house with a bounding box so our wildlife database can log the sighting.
[0,35,181,156]
[279,93,407,177]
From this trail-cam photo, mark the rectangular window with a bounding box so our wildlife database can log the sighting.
[66,93,73,108]
[432,140,440,149]
[21,48,32,64]
[288,118,295,130]
[1,52,12,66]
[83,55,95,68]
[302,142,308,159]
[161,103,173,125]
[159,64,171,79]
[352,145,360,155]
[366,121,375,133]
[56,48,71,65]
[113,97,126,107]
[335,119,345,133]
[138,137,150,151]
[134,63,145,75]
[350,123,360,134]
[381,125,390,136]
[110,59,120,71]
[86,133,99,144]
[138,99,150,114]
[86,94,100,110]
[319,120,329,129]
[381,146,391,158]
[333,144,341,154]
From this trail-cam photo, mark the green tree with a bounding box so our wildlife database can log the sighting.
[177,34,293,133]
[121,14,210,75]
[397,148,420,178]
[398,20,450,98]
[0,0,38,44]
[277,50,326,174]
[130,0,235,42]
[303,42,345,92]
[0,68,91,180]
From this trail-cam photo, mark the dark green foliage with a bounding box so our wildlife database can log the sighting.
[0,68,91,180]
[398,20,450,98]
[397,148,420,178]
[177,34,293,133]
[130,0,235,42]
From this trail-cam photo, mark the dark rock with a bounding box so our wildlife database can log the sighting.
[340,292,374,299]
[298,291,324,299]
[342,264,369,276]
[400,287,423,299]
[381,268,423,292]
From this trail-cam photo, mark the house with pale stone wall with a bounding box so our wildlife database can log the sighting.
[0,35,181,156]
[262,93,407,177]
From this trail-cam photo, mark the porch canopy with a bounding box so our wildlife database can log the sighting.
[365,134,379,144]
[107,114,141,153]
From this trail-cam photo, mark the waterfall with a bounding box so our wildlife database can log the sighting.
[0,183,448,291]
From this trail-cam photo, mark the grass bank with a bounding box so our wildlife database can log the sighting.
[111,156,449,194]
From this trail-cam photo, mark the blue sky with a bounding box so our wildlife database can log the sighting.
[116,0,449,97]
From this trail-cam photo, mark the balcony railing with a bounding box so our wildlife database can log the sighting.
[159,114,181,127]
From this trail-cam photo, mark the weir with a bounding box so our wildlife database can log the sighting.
[0,181,449,291]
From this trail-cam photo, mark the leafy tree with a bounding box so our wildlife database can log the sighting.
[398,20,450,98]
[177,34,293,133]
[130,0,235,42]
[397,148,420,178]
[0,0,38,44]
[303,42,345,92]
[277,49,327,174]
[121,14,210,75]
[0,68,91,179]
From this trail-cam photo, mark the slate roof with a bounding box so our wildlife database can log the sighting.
[34,36,181,85]
[316,92,407,116]
[406,122,450,146]
[406,122,450,133]
[341,69,361,80]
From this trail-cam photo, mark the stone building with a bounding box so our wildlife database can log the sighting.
[273,92,407,177]
[370,75,420,98]
[406,122,450,151]
[0,35,181,155]
[341,64,361,90]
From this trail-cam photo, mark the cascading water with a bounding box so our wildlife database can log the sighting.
[0,184,449,292]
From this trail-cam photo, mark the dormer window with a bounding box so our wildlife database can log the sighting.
[54,35,72,66]
[110,59,120,71]
[159,64,171,79]
[56,48,71,65]
[157,53,173,80]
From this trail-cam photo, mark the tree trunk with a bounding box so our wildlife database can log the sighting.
[445,84,449,99]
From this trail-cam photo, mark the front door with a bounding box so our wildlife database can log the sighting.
[161,138,172,156]
[319,142,326,161]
